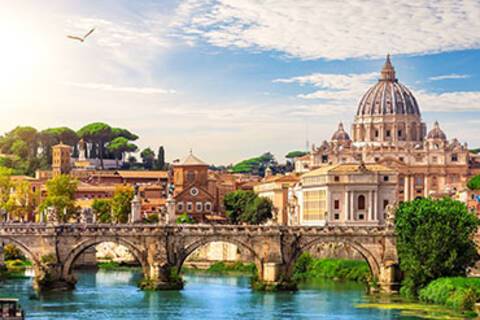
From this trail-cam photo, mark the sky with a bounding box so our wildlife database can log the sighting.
[1,0,480,165]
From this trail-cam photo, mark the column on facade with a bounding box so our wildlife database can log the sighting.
[392,123,398,143]
[379,124,385,141]
[410,176,415,200]
[365,125,370,141]
[424,175,429,197]
[404,176,410,201]
[406,123,411,141]
[373,191,378,221]
[368,191,373,220]
[344,191,350,221]
[350,191,355,220]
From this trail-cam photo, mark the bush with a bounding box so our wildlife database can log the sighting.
[419,277,480,311]
[467,175,480,191]
[176,213,195,224]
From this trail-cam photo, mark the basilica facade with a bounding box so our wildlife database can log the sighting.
[291,56,480,225]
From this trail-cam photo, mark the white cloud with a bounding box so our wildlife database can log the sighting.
[275,71,480,115]
[416,91,480,112]
[274,72,377,101]
[429,74,470,81]
[64,82,176,95]
[173,0,480,60]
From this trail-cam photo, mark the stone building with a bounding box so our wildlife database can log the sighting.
[296,55,478,203]
[289,163,397,226]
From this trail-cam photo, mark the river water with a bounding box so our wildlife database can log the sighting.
[0,270,463,319]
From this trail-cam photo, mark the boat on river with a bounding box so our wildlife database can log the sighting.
[0,298,24,319]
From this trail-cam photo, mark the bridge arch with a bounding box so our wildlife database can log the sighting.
[177,236,262,274]
[1,237,42,276]
[293,238,381,280]
[62,238,148,279]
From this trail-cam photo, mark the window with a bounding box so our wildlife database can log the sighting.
[358,213,365,220]
[177,202,184,212]
[334,213,340,220]
[186,171,196,182]
[186,202,193,212]
[358,195,366,210]
[383,200,389,209]
[399,157,404,162]
[451,154,458,162]
[205,202,212,212]
[322,155,328,163]
[195,202,203,212]
[374,157,380,162]
[386,130,391,137]
[383,175,389,182]
[398,130,402,137]
[334,176,340,182]
[375,130,379,138]
[334,199,340,210]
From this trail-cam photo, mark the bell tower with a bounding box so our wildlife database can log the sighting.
[52,143,72,176]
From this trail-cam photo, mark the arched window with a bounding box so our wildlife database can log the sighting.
[358,195,366,210]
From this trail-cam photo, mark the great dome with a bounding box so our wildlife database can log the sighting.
[356,55,420,117]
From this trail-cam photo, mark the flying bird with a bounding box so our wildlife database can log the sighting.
[67,28,95,42]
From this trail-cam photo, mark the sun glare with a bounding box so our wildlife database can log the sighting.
[0,17,48,93]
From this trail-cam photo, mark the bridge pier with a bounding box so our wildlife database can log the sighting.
[378,262,401,293]
[34,264,76,292]
[139,263,184,291]
[251,262,297,291]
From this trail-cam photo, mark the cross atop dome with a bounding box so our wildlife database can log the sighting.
[380,54,396,81]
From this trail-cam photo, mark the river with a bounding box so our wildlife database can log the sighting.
[0,269,467,319]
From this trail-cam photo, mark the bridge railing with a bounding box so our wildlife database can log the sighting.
[0,223,395,236]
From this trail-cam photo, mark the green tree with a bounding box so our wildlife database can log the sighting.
[141,148,155,170]
[231,152,277,176]
[92,199,112,223]
[176,212,195,224]
[5,180,40,222]
[111,185,134,223]
[39,175,79,223]
[242,196,273,224]
[467,175,480,191]
[0,167,13,214]
[285,151,308,159]
[224,190,272,224]
[39,127,79,164]
[77,122,113,169]
[111,128,139,141]
[107,137,138,168]
[156,146,165,170]
[395,198,479,297]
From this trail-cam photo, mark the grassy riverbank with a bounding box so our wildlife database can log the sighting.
[184,261,257,276]
[0,259,32,279]
[97,261,141,271]
[418,277,480,314]
[292,253,370,283]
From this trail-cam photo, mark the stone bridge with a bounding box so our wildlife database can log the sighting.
[0,224,399,292]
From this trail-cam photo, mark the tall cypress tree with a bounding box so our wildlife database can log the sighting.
[157,146,165,170]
